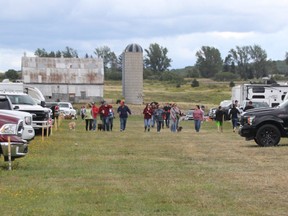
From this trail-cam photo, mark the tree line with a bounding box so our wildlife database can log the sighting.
[2,44,288,84]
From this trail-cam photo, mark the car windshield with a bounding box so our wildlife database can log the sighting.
[7,94,36,105]
[252,102,269,108]
[59,103,69,108]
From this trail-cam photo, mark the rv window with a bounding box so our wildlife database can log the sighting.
[272,103,279,107]
[252,87,265,93]
[252,95,265,99]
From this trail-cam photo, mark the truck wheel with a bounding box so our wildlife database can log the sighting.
[256,124,280,147]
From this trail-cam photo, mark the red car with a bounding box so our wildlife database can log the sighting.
[0,113,28,161]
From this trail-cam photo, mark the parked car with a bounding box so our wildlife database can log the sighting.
[45,101,60,119]
[238,100,288,147]
[208,107,217,120]
[0,113,28,161]
[184,109,194,120]
[220,100,233,120]
[0,91,52,134]
[0,95,35,140]
[58,102,77,119]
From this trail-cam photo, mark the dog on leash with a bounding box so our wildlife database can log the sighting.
[97,123,103,131]
[68,121,76,130]
[177,126,183,132]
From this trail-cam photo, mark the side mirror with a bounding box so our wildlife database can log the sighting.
[40,101,46,107]
[14,105,20,110]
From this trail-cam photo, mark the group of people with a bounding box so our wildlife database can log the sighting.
[143,102,205,133]
[80,100,131,132]
[214,100,255,133]
[78,99,259,134]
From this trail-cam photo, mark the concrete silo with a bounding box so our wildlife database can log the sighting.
[122,43,143,104]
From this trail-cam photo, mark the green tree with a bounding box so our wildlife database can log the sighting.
[229,46,251,79]
[34,48,48,57]
[5,69,20,81]
[285,52,288,65]
[144,43,172,72]
[48,51,56,57]
[195,46,223,78]
[62,47,78,58]
[56,50,62,57]
[94,46,118,72]
[223,54,237,73]
[249,45,268,78]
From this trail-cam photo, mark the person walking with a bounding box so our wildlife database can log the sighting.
[99,101,113,131]
[192,105,204,132]
[215,106,225,132]
[163,103,171,128]
[170,103,181,132]
[143,103,152,132]
[80,106,86,120]
[91,102,99,131]
[229,103,240,132]
[117,100,131,132]
[153,104,164,133]
[84,103,93,131]
[108,107,115,131]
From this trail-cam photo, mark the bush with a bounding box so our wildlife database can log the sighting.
[191,79,199,87]
[229,81,235,87]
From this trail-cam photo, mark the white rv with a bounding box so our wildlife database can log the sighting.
[231,83,288,107]
[0,79,45,105]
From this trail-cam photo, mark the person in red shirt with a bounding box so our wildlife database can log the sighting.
[91,102,99,131]
[98,101,113,131]
[143,103,152,132]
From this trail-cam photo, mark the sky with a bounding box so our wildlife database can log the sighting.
[0,0,288,72]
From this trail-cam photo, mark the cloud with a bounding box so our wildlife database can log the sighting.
[0,0,288,71]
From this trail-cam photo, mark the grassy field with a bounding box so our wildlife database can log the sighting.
[1,80,288,216]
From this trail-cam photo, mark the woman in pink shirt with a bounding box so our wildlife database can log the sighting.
[192,105,204,132]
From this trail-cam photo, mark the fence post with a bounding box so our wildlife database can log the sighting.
[42,123,45,141]
[8,136,12,170]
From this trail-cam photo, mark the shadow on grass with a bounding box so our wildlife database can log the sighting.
[242,143,288,148]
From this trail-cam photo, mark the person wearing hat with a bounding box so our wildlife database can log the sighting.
[117,100,131,132]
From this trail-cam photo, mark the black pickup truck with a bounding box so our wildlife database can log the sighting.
[238,100,288,147]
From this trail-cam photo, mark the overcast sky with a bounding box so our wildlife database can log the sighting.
[0,0,288,72]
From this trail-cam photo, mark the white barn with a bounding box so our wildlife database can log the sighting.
[21,53,104,103]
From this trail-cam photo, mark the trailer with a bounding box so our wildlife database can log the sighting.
[0,79,45,104]
[231,83,288,107]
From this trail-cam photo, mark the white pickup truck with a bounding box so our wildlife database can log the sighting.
[0,95,35,140]
[0,92,52,134]
[58,102,77,119]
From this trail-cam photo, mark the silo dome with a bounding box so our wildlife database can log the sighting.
[124,43,143,53]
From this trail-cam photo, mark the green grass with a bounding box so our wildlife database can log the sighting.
[1,116,288,215]
[1,80,288,215]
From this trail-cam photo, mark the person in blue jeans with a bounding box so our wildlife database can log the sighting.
[192,105,204,132]
[117,100,131,132]
[229,103,240,132]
